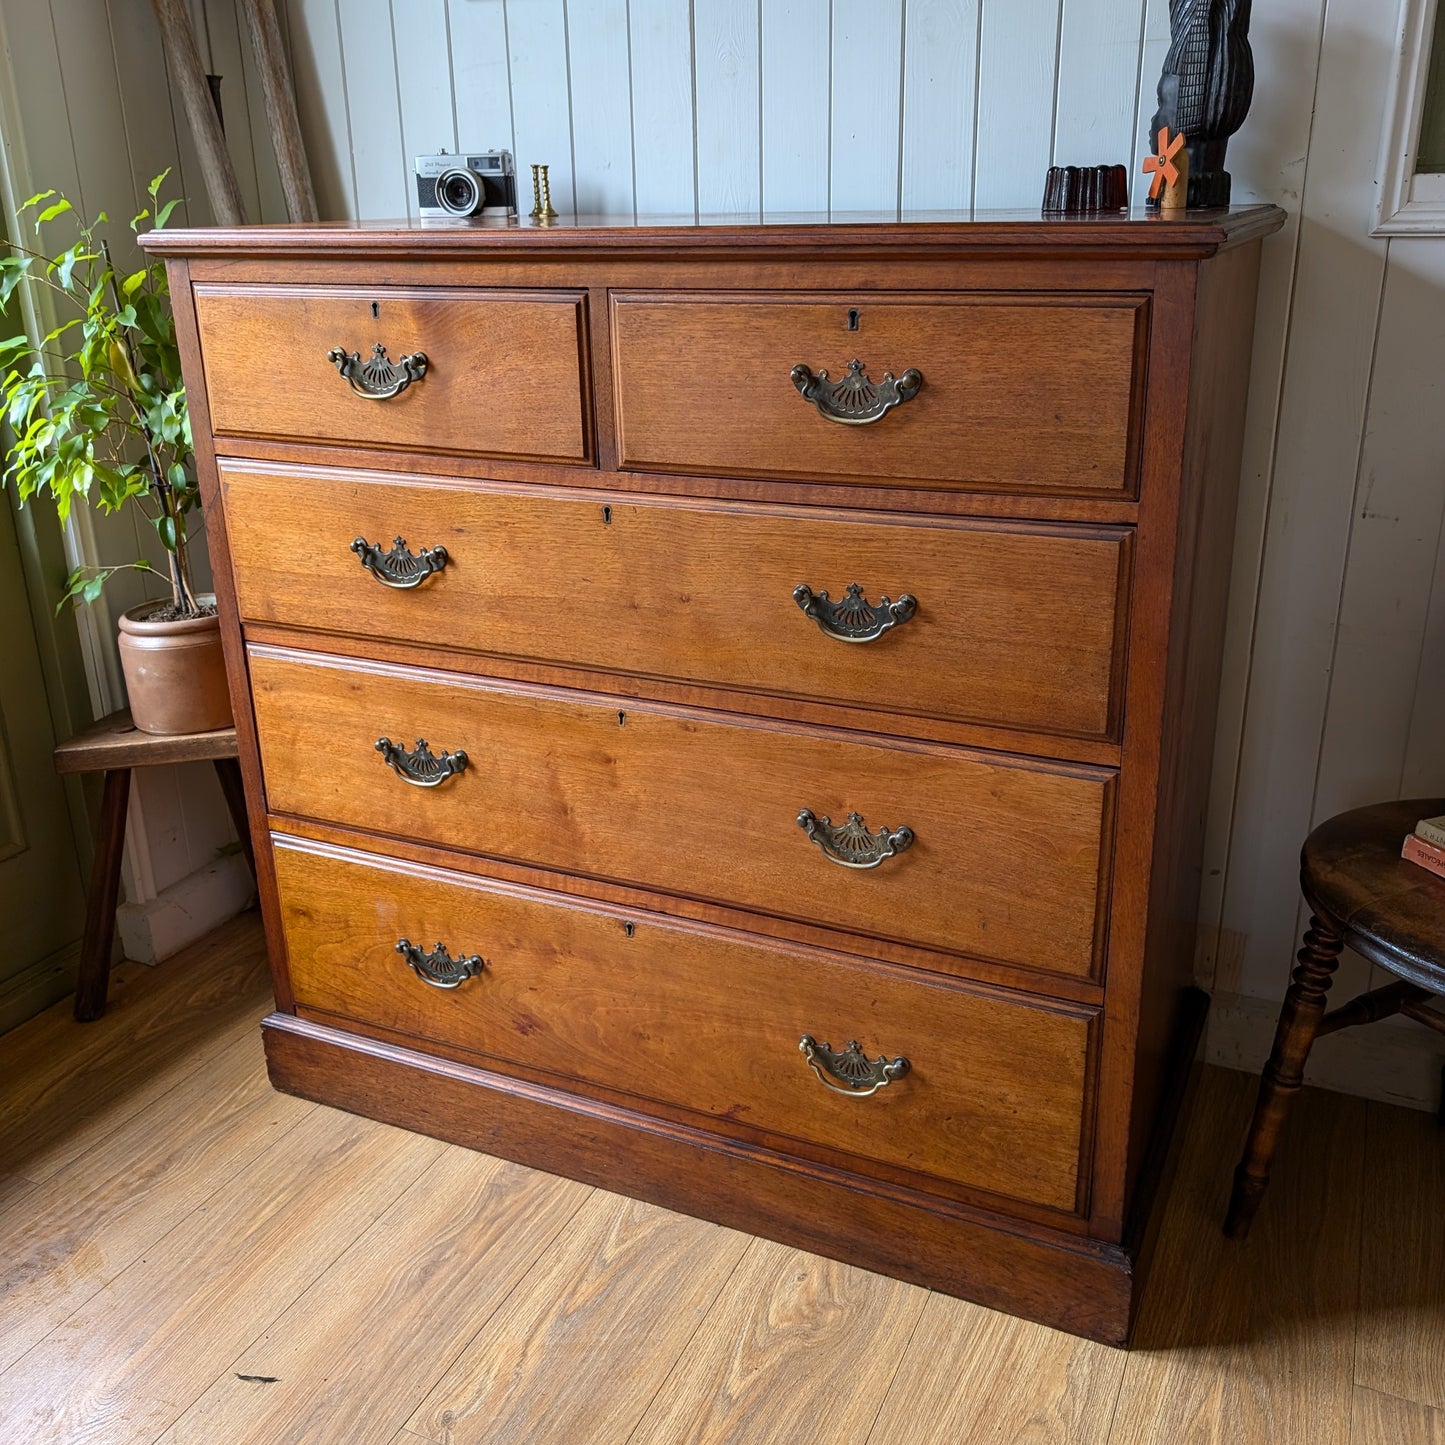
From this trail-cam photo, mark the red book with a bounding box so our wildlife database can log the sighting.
[1402,832,1445,879]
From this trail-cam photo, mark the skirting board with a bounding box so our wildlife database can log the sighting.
[117,852,255,965]
[1207,990,1445,1112]
[0,940,81,1034]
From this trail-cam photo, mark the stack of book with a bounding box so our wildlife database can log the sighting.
[1402,813,1445,879]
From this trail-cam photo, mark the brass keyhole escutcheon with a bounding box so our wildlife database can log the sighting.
[847,307,860,331]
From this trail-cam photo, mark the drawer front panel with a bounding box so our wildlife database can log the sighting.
[274,836,1095,1212]
[223,463,1130,741]
[251,649,1114,979]
[611,292,1147,495]
[193,284,589,461]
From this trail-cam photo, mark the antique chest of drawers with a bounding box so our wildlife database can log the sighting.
[146,208,1283,1344]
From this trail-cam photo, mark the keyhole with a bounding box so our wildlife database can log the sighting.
[617,710,626,726]
[623,921,636,938]
[602,505,612,525]
[847,307,860,331]
[371,300,379,319]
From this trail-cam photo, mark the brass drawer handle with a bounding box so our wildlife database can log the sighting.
[799,1035,910,1096]
[793,582,917,643]
[351,535,449,589]
[797,809,914,869]
[328,342,428,399]
[790,358,922,425]
[396,938,485,989]
[376,737,469,787]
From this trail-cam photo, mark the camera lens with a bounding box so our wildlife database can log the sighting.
[436,167,481,216]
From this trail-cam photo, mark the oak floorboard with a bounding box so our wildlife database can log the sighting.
[1108,1067,1366,1445]
[629,1237,929,1445]
[865,1290,1127,1444]
[0,912,270,1185]
[0,1106,443,1443]
[160,1150,592,1444]
[1355,1098,1445,1411]
[0,1027,312,1374]
[405,1191,752,1445]
[1351,1386,1445,1445]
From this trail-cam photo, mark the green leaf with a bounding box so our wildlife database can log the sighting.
[33,198,72,229]
[148,169,171,199]
[152,513,178,551]
[153,198,181,230]
[0,256,33,310]
[129,207,150,233]
[122,269,147,297]
[19,190,55,212]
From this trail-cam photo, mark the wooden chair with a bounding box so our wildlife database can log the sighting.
[53,708,254,1022]
[1225,797,1445,1238]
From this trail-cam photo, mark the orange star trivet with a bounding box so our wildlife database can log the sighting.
[1142,127,1186,200]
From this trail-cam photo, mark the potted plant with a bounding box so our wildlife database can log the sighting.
[0,173,229,734]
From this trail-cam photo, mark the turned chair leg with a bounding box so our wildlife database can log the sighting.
[1224,913,1344,1238]
[73,768,132,1022]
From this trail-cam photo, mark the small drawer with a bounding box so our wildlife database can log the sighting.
[250,648,1115,980]
[274,835,1097,1213]
[222,462,1131,742]
[192,284,590,462]
[611,291,1147,496]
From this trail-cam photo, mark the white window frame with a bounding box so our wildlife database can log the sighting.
[1376,0,1445,234]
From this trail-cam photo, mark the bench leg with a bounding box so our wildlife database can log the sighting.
[74,768,132,1022]
[1224,913,1343,1238]
[212,757,255,878]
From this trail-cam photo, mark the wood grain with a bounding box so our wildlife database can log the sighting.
[867,1290,1126,1442]
[0,913,270,1186]
[192,285,589,461]
[629,1238,928,1444]
[221,461,1132,743]
[0,1030,311,1374]
[1351,1387,1445,1445]
[405,1192,752,1444]
[160,1151,590,1443]
[52,708,238,775]
[1355,1097,1445,1411]
[611,292,1145,495]
[1109,1068,1365,1445]
[272,835,1097,1213]
[0,1108,441,1443]
[250,647,1115,980]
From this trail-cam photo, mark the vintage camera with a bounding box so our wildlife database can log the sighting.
[415,150,517,219]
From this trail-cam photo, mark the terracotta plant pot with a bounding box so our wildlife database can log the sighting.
[116,597,233,735]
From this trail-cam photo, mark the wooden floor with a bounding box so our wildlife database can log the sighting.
[1,914,1442,1444]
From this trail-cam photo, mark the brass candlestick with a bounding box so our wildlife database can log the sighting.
[537,164,558,222]
[529,163,542,219]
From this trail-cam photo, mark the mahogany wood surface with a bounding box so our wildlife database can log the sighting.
[248,645,1115,980]
[611,292,1146,496]
[154,207,1286,1342]
[221,459,1131,742]
[272,834,1095,1213]
[192,285,590,461]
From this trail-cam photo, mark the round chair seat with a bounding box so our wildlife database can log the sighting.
[1301,797,1445,994]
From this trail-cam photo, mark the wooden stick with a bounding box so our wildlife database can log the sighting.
[150,0,247,226]
[237,0,319,222]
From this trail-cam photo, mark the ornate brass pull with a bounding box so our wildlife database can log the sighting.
[799,1035,910,1096]
[793,582,917,643]
[396,938,485,989]
[351,535,449,589]
[790,358,922,425]
[797,809,914,869]
[376,737,469,787]
[328,342,428,399]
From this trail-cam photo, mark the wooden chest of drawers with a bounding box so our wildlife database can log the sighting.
[147,208,1283,1344]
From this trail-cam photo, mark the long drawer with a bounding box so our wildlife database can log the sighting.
[250,647,1115,980]
[611,291,1148,496]
[222,462,1131,742]
[274,834,1096,1213]
[192,284,590,462]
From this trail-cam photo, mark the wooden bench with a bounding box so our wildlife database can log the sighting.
[54,709,254,1021]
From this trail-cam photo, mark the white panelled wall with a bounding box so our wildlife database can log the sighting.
[279,0,1445,1107]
